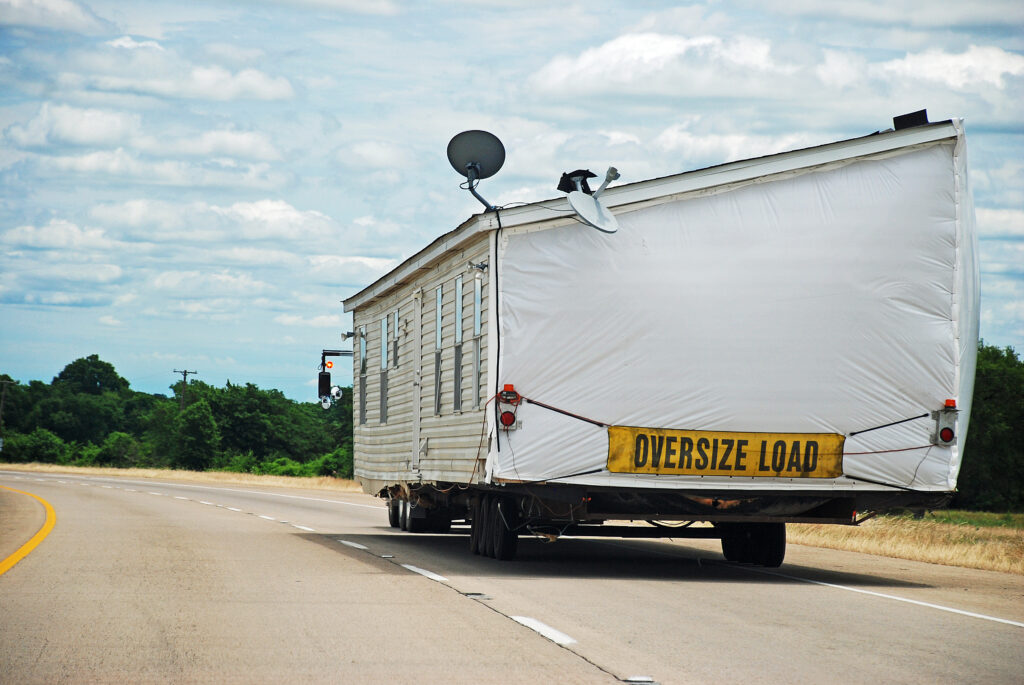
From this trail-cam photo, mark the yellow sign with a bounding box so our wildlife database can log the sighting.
[607,426,845,478]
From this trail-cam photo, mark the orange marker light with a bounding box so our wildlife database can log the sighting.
[944,399,956,408]
[325,361,334,369]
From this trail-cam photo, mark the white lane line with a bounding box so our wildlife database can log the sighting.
[148,492,163,496]
[258,515,276,521]
[338,540,368,550]
[101,485,113,489]
[745,567,1024,629]
[124,488,136,492]
[226,507,242,512]
[292,525,316,532]
[174,496,189,500]
[510,616,577,645]
[401,564,448,582]
[199,501,214,505]
[57,480,67,483]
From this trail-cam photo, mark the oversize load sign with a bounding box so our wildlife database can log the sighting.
[607,426,845,478]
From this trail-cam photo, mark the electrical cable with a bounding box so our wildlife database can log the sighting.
[848,413,929,437]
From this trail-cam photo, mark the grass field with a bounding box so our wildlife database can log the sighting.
[3,463,1021,574]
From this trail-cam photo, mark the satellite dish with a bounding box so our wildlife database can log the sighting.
[562,166,621,234]
[568,191,619,234]
[447,130,505,179]
[447,130,505,211]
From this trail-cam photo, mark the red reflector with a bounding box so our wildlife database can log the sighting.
[939,427,955,443]
[944,399,957,408]
[499,411,516,427]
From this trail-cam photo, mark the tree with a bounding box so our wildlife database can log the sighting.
[52,355,128,395]
[3,428,67,463]
[171,399,220,471]
[953,343,1024,511]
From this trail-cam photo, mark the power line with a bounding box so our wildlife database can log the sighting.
[173,369,198,411]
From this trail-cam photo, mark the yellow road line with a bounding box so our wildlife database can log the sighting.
[0,484,57,577]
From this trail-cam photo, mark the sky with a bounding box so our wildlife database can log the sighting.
[1,0,1022,402]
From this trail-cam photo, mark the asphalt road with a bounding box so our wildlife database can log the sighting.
[2,470,1022,684]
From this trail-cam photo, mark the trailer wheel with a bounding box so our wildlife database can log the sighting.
[469,498,482,554]
[399,499,409,531]
[757,523,786,568]
[492,497,519,561]
[388,499,400,528]
[407,502,428,533]
[481,495,496,558]
[719,524,743,562]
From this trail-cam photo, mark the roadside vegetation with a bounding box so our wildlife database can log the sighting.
[789,511,1024,575]
[0,355,353,478]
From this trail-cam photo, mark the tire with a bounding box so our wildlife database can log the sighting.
[430,511,452,534]
[388,499,400,528]
[407,502,428,533]
[481,495,496,558]
[399,499,409,531]
[757,522,786,568]
[469,498,482,554]
[719,524,742,562]
[492,497,519,561]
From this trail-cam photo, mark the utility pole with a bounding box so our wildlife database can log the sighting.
[173,369,198,411]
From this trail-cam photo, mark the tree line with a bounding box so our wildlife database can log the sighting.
[0,355,353,478]
[0,344,1021,510]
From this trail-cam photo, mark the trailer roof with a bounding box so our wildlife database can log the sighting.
[343,119,959,312]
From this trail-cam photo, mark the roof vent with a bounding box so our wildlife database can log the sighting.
[893,109,929,131]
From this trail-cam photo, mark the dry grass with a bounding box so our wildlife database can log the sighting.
[0,462,363,493]
[789,514,1024,575]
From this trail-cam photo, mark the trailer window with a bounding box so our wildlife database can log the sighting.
[455,276,464,344]
[392,309,399,368]
[380,316,388,370]
[379,317,388,423]
[435,285,442,415]
[358,326,367,425]
[474,276,481,337]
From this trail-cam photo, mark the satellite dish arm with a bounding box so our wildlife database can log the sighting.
[592,167,620,199]
[465,163,497,212]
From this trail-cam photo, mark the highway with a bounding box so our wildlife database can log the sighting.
[2,470,1022,684]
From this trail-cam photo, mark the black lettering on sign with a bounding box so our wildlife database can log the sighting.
[788,441,802,471]
[665,436,677,468]
[719,439,734,470]
[634,434,649,468]
[710,439,719,469]
[759,441,770,471]
[696,438,710,469]
[804,441,818,472]
[680,438,694,469]
[735,440,748,470]
[651,435,664,468]
[772,440,786,471]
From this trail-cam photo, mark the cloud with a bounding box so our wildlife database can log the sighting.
[41,149,286,188]
[138,129,281,160]
[6,103,141,147]
[655,123,820,165]
[273,313,345,327]
[0,0,109,33]
[152,269,270,295]
[106,36,164,51]
[1,218,113,249]
[755,0,1024,28]
[341,140,415,169]
[877,45,1024,91]
[99,315,122,326]
[530,33,796,97]
[977,208,1024,239]
[83,66,294,101]
[205,43,265,63]
[259,0,398,15]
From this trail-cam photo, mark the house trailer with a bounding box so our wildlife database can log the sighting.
[337,116,979,564]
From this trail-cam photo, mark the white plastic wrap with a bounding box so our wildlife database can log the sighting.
[490,133,978,492]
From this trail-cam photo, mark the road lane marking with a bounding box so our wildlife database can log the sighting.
[0,486,57,577]
[338,540,368,550]
[258,515,276,521]
[510,616,577,645]
[292,525,315,532]
[226,507,242,512]
[742,566,1024,629]
[174,496,189,500]
[148,492,163,496]
[199,501,214,505]
[401,564,448,582]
